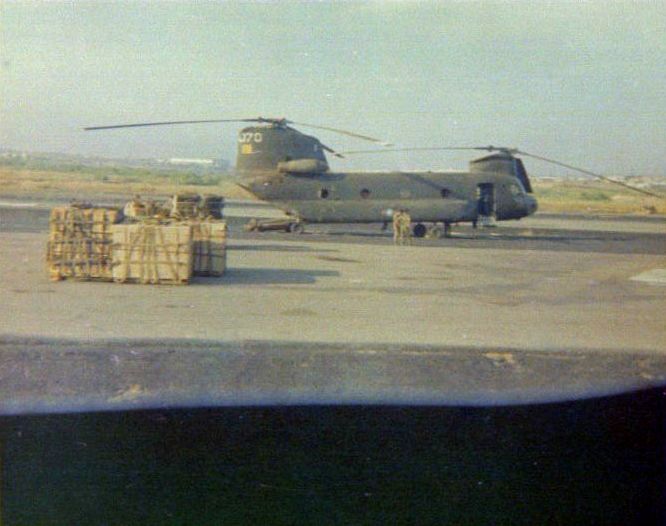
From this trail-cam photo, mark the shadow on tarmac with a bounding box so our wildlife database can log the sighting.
[197,267,340,285]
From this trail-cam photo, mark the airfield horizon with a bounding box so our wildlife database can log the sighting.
[1,165,665,216]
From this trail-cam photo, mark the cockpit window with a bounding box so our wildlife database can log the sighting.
[509,183,524,197]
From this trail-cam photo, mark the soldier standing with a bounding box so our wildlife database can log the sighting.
[392,209,404,244]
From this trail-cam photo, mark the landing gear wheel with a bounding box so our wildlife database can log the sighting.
[413,223,427,238]
[289,222,305,234]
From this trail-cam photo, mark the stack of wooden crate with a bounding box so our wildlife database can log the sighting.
[47,204,228,285]
[170,192,201,219]
[47,206,122,281]
[190,220,227,277]
[111,222,194,284]
[200,194,225,219]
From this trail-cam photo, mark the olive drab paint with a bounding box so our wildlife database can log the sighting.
[84,118,538,235]
[235,122,538,233]
[470,153,533,193]
[236,125,328,175]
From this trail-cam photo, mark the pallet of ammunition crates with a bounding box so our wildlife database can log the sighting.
[169,192,202,219]
[190,220,227,277]
[46,206,122,281]
[123,197,163,220]
[111,223,193,285]
[200,194,225,219]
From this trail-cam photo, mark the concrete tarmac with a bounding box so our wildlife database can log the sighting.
[0,204,665,412]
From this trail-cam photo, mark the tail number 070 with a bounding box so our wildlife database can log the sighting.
[238,132,263,143]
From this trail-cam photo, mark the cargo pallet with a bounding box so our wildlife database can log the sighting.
[47,206,121,281]
[112,223,193,285]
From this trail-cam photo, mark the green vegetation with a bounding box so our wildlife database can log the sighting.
[533,180,665,214]
[579,190,611,202]
[0,162,256,201]
[0,156,227,187]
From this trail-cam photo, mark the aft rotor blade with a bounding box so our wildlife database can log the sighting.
[290,121,392,146]
[516,150,664,199]
[84,118,262,131]
[339,146,485,155]
[340,145,522,155]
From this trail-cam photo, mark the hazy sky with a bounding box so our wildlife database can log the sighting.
[1,1,665,175]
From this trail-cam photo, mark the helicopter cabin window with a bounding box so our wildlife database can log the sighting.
[360,188,371,199]
[319,188,330,199]
[509,183,523,197]
[440,188,451,198]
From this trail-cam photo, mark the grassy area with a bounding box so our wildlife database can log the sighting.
[0,164,664,215]
[0,166,256,201]
[532,180,666,215]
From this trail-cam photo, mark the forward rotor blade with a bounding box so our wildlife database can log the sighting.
[290,121,392,146]
[516,150,664,199]
[85,116,388,153]
[319,142,345,159]
[84,118,262,131]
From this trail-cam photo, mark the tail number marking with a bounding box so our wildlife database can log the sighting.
[238,132,263,143]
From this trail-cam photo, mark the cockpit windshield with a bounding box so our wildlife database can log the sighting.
[513,158,533,193]
[509,182,525,196]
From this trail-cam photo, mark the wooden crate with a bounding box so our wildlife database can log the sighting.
[47,206,121,281]
[191,221,227,277]
[170,192,201,219]
[112,223,193,285]
[200,194,225,219]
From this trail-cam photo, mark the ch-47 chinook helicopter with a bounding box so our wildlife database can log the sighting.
[232,120,540,237]
[85,116,539,237]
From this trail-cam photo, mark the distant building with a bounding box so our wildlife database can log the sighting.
[167,158,215,166]
[164,157,230,171]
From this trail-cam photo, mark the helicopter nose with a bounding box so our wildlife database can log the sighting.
[525,195,538,216]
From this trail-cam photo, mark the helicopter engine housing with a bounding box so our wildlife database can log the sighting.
[236,125,329,175]
[277,159,329,174]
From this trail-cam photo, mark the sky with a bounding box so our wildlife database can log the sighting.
[1,1,665,175]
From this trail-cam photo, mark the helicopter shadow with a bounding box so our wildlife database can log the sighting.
[320,231,388,239]
[441,229,666,255]
[325,228,662,255]
[194,267,340,286]
[468,229,632,243]
[313,227,602,243]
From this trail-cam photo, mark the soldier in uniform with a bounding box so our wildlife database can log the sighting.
[392,209,404,244]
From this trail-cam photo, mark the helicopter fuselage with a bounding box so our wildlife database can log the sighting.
[83,119,539,228]
[239,169,537,225]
